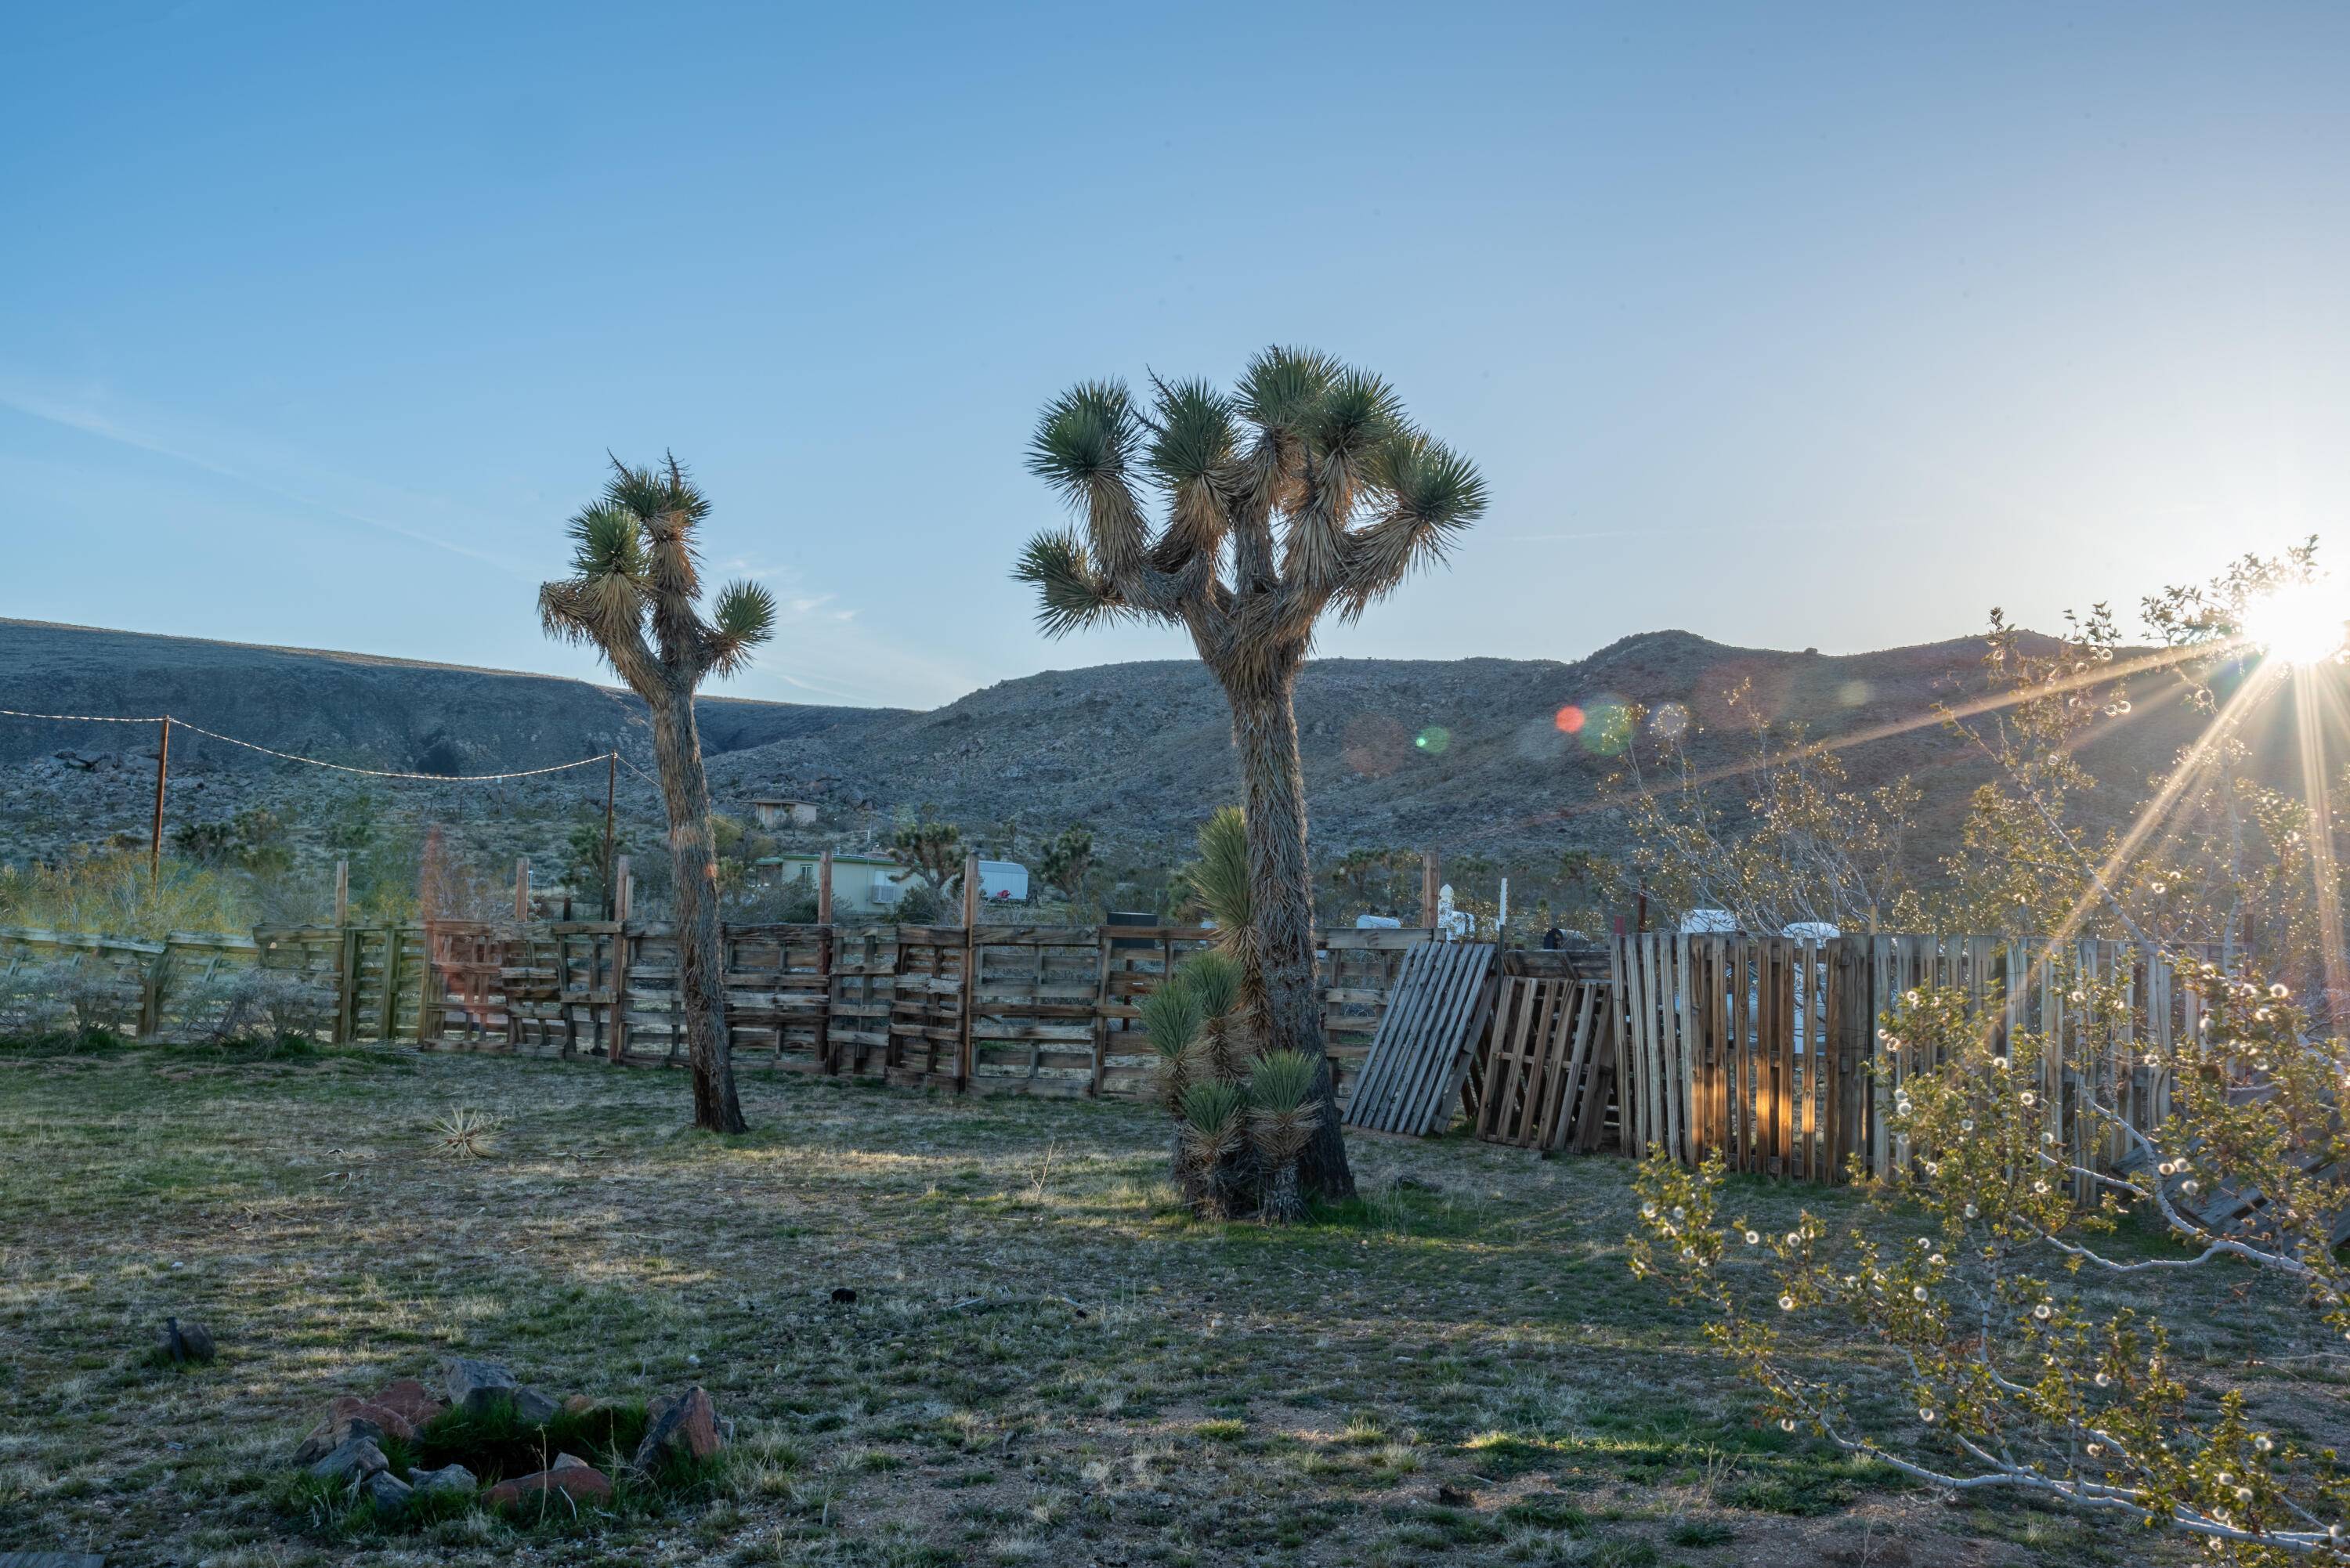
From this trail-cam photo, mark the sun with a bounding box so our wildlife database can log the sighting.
[2242,578,2350,667]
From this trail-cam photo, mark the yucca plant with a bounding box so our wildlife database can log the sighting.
[540,454,775,1133]
[1138,981,1207,1112]
[1177,1080,1250,1219]
[1247,1050,1324,1223]
[1180,948,1250,1082]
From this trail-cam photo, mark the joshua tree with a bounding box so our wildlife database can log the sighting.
[538,454,776,1134]
[1039,824,1094,906]
[1018,349,1488,1199]
[888,811,967,908]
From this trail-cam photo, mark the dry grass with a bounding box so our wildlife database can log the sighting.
[0,1039,2318,1566]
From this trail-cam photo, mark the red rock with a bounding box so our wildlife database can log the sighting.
[329,1395,418,1443]
[482,1455,612,1511]
[368,1378,446,1432]
[632,1386,723,1471]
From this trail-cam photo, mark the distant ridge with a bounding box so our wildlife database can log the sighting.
[0,616,2217,869]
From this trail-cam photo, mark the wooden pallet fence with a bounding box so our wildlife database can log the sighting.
[1592,932,2232,1187]
[1474,974,1610,1151]
[1343,941,1499,1135]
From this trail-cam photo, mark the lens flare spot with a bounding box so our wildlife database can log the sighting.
[1580,698,1633,756]
[1650,702,1690,741]
[1554,705,1585,735]
[1415,726,1452,755]
[1838,680,1872,707]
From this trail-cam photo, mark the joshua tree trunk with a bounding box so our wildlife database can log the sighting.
[648,685,746,1135]
[1225,665,1356,1201]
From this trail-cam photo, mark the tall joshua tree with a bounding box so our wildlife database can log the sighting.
[539,454,776,1133]
[1018,349,1488,1199]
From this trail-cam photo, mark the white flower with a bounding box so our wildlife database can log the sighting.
[1963,1203,1979,1219]
[2255,1435,2273,1453]
[2033,1180,2050,1194]
[1780,1295,1796,1311]
[1993,1056,2011,1072]
[1960,1118,1976,1133]
[2271,984,2290,999]
[1744,1230,1761,1245]
[2182,1180,2200,1195]
[2094,1371,2111,1387]
[1642,1203,1658,1219]
[1912,1285,1929,1301]
[1929,1253,1946,1266]
[1919,1407,1936,1423]
[1786,1231,1802,1246]
[1780,1417,1796,1432]
[2033,1302,2053,1321]
[2019,1089,2036,1107]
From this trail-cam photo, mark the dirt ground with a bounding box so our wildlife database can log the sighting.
[0,1038,2319,1567]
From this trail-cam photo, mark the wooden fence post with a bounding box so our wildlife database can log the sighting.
[333,859,349,929]
[515,858,530,921]
[817,849,833,926]
[414,925,439,1044]
[958,853,979,1089]
[138,937,172,1039]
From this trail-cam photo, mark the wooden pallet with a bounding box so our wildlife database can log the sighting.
[1476,975,1609,1151]
[1343,941,1498,1136]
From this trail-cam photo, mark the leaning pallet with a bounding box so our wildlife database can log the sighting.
[1342,941,1499,1136]
[1475,974,1609,1151]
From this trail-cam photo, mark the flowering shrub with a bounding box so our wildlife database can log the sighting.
[1629,965,2350,1560]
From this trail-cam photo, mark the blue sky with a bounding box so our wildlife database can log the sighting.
[5,2,2346,709]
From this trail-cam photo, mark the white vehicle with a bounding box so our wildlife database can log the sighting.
[1679,908,1738,934]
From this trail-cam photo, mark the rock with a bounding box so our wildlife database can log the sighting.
[482,1455,613,1511]
[360,1469,412,1518]
[443,1357,559,1425]
[291,1411,384,1466]
[408,1462,478,1495]
[308,1435,389,1482]
[563,1393,595,1414]
[367,1377,446,1433]
[157,1316,217,1364]
[632,1386,725,1472]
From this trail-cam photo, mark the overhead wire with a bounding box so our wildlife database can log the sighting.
[2,707,623,783]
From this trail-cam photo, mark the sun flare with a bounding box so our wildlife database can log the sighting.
[2242,578,2350,667]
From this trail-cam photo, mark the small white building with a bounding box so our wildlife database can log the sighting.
[754,852,903,916]
[750,798,819,829]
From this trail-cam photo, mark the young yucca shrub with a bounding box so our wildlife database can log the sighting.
[1178,1080,1250,1219]
[1248,1050,1324,1223]
[1139,981,1207,1111]
[1183,948,1251,1079]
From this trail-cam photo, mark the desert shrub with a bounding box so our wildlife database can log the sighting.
[0,963,67,1038]
[55,966,143,1038]
[891,882,943,924]
[173,966,335,1047]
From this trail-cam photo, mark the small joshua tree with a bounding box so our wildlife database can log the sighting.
[1019,348,1490,1201]
[539,454,776,1133]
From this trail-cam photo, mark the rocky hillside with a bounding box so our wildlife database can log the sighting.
[0,616,2215,883]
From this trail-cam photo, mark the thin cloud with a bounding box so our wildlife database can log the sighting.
[0,371,524,573]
